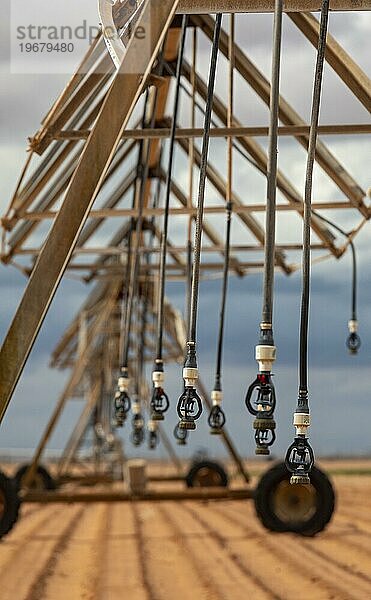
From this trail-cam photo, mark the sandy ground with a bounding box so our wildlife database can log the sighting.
[1,469,371,599]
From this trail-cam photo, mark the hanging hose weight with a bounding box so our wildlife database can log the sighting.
[174,422,188,445]
[285,0,329,484]
[178,14,223,431]
[245,0,282,455]
[178,342,203,429]
[114,389,131,427]
[150,16,188,423]
[148,419,159,450]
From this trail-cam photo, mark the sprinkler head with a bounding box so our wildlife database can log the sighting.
[347,320,361,355]
[177,386,202,430]
[347,332,361,355]
[245,373,276,418]
[208,405,226,434]
[131,409,145,447]
[148,430,159,450]
[150,386,170,421]
[132,413,144,430]
[131,428,145,447]
[114,390,131,427]
[253,418,276,455]
[285,436,314,485]
[246,371,277,454]
[148,419,159,450]
[174,423,188,445]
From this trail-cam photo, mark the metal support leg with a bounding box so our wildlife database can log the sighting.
[21,284,120,489]
[57,378,102,478]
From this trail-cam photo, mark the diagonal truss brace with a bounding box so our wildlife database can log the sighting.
[0,0,180,423]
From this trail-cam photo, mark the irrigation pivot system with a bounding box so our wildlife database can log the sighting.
[0,0,370,539]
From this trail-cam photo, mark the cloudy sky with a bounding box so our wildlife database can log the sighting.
[0,2,370,462]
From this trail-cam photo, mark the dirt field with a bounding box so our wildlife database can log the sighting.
[1,468,371,599]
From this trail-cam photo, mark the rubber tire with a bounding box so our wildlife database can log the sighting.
[14,464,56,492]
[186,460,228,488]
[0,471,20,538]
[254,462,335,536]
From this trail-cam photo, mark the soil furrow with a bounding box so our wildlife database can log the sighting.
[132,502,160,600]
[40,503,111,600]
[97,502,148,600]
[0,504,82,600]
[165,500,276,599]
[156,503,228,600]
[188,501,349,600]
[0,505,64,570]
[221,501,371,599]
[181,502,284,600]
[25,506,86,600]
[134,501,222,600]
[0,473,370,599]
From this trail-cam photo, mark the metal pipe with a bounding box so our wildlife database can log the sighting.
[55,123,371,141]
[5,201,352,225]
[23,487,254,503]
[178,0,371,12]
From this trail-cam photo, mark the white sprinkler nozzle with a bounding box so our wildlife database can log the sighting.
[348,319,358,333]
[211,389,223,406]
[183,367,198,388]
[118,376,130,392]
[152,370,165,388]
[255,344,276,372]
[293,412,311,437]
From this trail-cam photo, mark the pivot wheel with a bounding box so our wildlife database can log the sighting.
[14,464,56,492]
[0,471,20,538]
[186,460,228,488]
[255,462,335,536]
